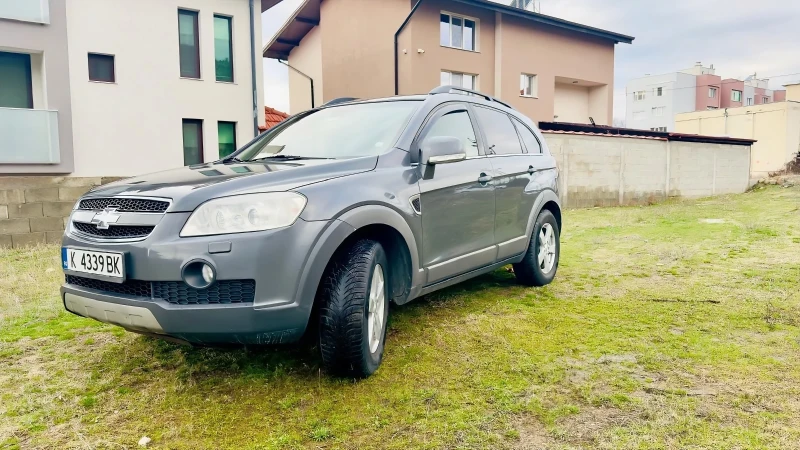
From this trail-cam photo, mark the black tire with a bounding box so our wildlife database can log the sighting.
[513,210,560,287]
[318,239,389,378]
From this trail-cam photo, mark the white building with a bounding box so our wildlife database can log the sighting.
[0,0,265,177]
[625,71,697,132]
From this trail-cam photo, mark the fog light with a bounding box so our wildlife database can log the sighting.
[182,260,216,289]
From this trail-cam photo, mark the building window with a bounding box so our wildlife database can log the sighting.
[214,15,233,82]
[441,70,476,90]
[708,87,717,98]
[182,119,204,165]
[218,121,236,158]
[650,127,667,132]
[178,9,200,79]
[634,91,645,101]
[707,106,718,110]
[440,13,477,51]
[0,51,33,109]
[732,90,742,102]
[520,74,538,97]
[656,87,663,96]
[88,53,115,83]
[763,97,770,104]
[632,111,646,121]
[652,106,665,117]
[746,97,753,106]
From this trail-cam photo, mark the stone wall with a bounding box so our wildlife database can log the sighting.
[0,177,119,249]
[543,132,752,208]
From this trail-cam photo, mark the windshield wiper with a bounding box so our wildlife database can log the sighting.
[249,155,331,162]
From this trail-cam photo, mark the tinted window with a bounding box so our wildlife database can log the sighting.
[178,10,200,78]
[88,54,115,82]
[424,109,479,157]
[218,121,236,158]
[474,107,523,155]
[182,119,203,165]
[214,15,233,82]
[512,118,541,154]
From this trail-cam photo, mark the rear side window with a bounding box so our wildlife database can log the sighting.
[424,109,479,157]
[512,117,542,154]
[474,107,523,155]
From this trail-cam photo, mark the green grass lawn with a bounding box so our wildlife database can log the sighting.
[2,185,800,449]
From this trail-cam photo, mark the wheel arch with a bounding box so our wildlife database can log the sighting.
[525,189,563,239]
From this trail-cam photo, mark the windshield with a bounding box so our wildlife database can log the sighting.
[234,101,421,161]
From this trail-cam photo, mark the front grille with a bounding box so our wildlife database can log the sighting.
[65,276,256,305]
[153,280,256,305]
[65,275,153,298]
[73,222,154,239]
[78,198,169,213]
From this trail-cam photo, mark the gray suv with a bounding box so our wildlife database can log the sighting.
[61,87,561,377]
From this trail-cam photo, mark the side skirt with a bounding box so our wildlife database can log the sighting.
[416,255,523,298]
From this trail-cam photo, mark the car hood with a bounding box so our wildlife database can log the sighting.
[85,157,377,212]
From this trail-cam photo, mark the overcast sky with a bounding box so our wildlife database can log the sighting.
[261,0,800,120]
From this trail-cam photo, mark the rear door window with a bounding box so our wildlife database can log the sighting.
[512,117,542,154]
[474,107,523,155]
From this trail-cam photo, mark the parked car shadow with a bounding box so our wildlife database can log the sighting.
[129,268,520,380]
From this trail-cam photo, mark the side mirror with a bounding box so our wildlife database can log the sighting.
[420,136,466,165]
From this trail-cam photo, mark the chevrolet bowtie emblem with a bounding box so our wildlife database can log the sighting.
[91,207,121,230]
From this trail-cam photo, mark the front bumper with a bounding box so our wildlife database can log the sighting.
[61,215,335,344]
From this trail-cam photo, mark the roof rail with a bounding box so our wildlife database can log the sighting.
[428,85,514,110]
[323,97,359,106]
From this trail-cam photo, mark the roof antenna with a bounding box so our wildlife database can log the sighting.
[589,117,596,126]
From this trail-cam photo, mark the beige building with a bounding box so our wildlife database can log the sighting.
[675,83,800,180]
[263,0,633,125]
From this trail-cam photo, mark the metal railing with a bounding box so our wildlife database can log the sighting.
[0,108,60,164]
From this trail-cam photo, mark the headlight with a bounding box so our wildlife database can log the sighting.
[180,192,307,237]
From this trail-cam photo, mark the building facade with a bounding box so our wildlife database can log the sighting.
[626,63,785,132]
[0,0,265,177]
[675,82,800,180]
[263,0,633,126]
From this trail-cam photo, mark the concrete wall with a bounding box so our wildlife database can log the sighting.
[66,0,265,177]
[0,0,75,174]
[543,132,751,208]
[675,101,800,179]
[0,177,119,248]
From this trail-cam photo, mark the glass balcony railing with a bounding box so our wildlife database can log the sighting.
[0,0,50,24]
[0,108,60,164]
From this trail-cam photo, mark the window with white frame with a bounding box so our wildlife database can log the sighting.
[634,91,646,101]
[520,73,538,97]
[632,111,646,121]
[746,97,753,106]
[441,70,477,90]
[708,87,717,98]
[732,90,742,102]
[440,13,477,51]
[652,106,665,117]
[656,87,663,96]
[763,96,770,104]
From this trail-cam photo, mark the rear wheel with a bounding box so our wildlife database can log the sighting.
[318,240,389,378]
[514,210,560,287]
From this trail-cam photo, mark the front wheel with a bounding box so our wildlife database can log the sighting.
[318,239,389,378]
[513,210,560,287]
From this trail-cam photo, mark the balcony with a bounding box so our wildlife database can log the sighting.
[0,108,60,164]
[0,0,50,24]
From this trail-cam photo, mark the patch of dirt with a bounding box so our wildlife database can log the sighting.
[512,418,556,450]
[556,407,636,444]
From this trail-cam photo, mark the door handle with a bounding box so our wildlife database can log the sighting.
[528,165,537,175]
[478,173,493,184]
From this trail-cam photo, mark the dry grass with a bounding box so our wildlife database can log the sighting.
[1,185,800,449]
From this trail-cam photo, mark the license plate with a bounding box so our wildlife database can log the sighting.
[62,248,124,279]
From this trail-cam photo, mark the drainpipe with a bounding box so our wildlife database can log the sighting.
[249,0,259,135]
[279,59,315,109]
[395,0,425,95]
